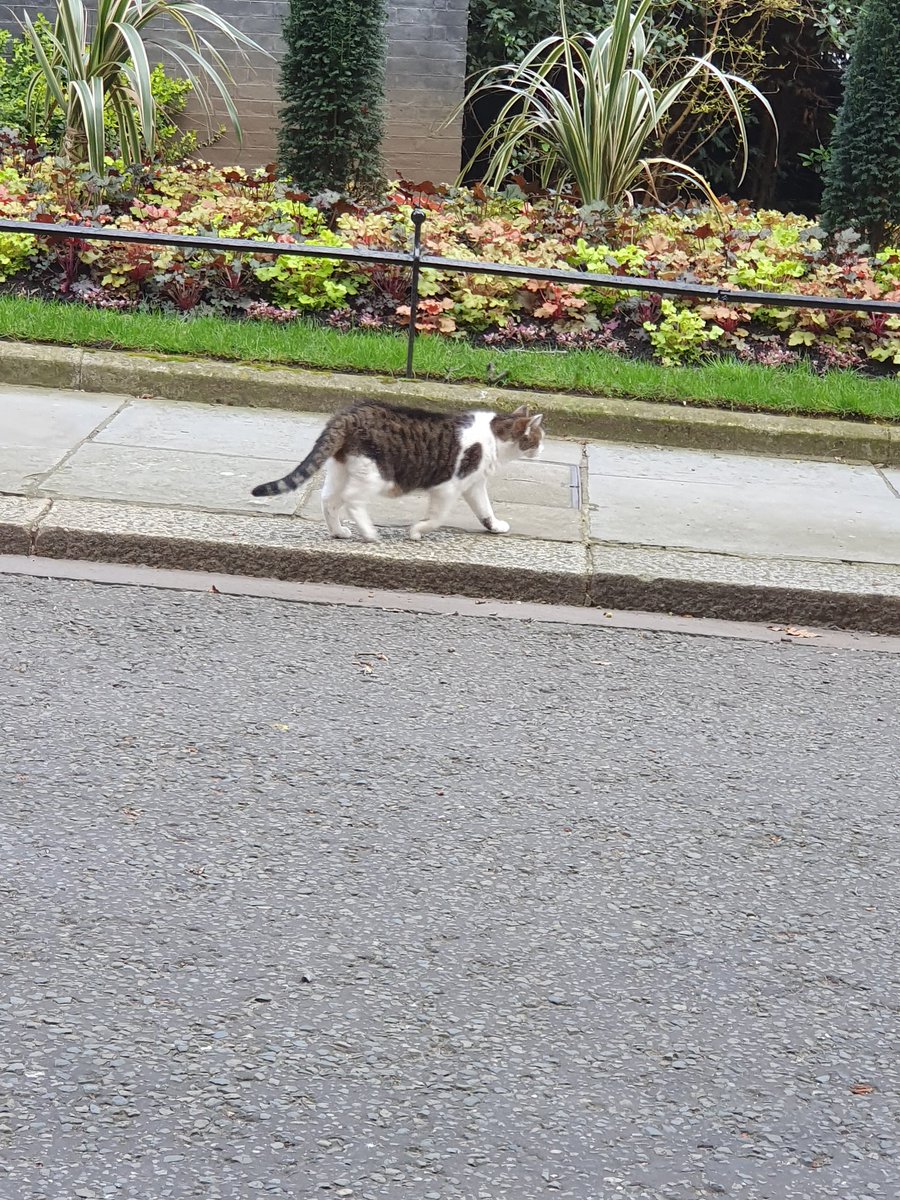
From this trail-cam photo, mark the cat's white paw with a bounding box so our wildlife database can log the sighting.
[408,528,423,541]
[359,532,381,543]
[331,525,353,540]
[488,519,510,534]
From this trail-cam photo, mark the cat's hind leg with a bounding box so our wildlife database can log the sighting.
[463,478,510,534]
[342,455,382,542]
[409,483,457,541]
[321,459,352,539]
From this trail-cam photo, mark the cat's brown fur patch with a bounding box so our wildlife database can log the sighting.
[457,443,483,478]
[490,412,543,455]
[331,402,470,493]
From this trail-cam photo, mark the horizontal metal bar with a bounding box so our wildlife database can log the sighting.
[0,218,415,268]
[1,216,899,317]
[423,254,900,315]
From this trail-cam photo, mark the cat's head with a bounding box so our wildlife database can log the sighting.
[492,405,545,460]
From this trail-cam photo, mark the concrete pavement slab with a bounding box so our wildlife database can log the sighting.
[880,466,900,497]
[5,339,897,460]
[529,437,585,466]
[588,445,900,565]
[95,397,324,460]
[0,385,126,492]
[39,443,303,516]
[0,447,73,494]
[0,385,124,448]
[590,476,900,564]
[588,442,892,492]
[2,383,900,630]
[490,460,579,507]
[95,395,581,468]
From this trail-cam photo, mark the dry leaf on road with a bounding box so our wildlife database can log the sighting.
[353,652,388,676]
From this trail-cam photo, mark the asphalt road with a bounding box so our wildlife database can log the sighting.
[1,573,898,1200]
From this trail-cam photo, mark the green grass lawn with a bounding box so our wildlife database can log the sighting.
[2,295,899,422]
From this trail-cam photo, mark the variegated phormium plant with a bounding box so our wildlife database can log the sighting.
[20,0,267,172]
[460,0,776,208]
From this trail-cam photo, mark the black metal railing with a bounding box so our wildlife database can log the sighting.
[1,211,899,379]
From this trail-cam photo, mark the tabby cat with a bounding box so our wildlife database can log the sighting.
[251,399,544,542]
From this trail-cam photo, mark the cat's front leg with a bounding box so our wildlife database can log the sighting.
[409,483,456,540]
[463,479,510,535]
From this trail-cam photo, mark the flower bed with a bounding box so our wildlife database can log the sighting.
[0,154,899,375]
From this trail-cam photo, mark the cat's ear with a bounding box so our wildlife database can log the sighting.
[527,413,543,431]
[511,404,530,417]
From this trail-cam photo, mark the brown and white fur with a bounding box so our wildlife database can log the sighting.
[251,400,544,542]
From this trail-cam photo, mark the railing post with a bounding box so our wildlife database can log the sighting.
[405,208,426,380]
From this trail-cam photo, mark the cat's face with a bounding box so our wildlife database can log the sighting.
[516,413,544,459]
[496,405,545,459]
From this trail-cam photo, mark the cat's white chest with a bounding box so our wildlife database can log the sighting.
[460,411,499,474]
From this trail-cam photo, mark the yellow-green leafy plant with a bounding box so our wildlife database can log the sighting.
[20,0,266,172]
[459,0,775,207]
[643,298,722,364]
[0,229,37,280]
[868,317,900,365]
[253,231,363,311]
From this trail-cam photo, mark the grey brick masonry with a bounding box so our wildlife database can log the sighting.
[4,1,470,183]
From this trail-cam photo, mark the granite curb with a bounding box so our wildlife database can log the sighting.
[5,496,898,635]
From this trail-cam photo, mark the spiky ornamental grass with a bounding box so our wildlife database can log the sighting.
[460,0,774,208]
[21,0,264,173]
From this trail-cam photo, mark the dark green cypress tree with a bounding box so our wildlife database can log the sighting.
[821,0,900,250]
[277,0,386,195]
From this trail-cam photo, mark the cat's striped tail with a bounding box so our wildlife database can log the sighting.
[251,416,347,497]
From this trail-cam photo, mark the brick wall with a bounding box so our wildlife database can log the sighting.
[4,2,470,184]
[383,0,470,184]
[172,0,286,169]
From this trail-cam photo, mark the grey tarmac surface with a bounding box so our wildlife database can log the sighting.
[1,572,899,1200]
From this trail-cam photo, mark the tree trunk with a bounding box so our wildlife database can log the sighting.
[63,123,89,166]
